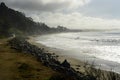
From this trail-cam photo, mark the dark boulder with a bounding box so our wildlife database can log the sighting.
[8,37,97,80]
[61,59,70,68]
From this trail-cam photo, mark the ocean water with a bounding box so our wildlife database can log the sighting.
[35,30,120,73]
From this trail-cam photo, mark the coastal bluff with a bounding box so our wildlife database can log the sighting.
[7,37,120,80]
[8,37,96,80]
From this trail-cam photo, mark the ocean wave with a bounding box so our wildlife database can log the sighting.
[35,31,120,63]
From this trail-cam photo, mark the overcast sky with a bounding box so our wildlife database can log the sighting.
[1,0,120,29]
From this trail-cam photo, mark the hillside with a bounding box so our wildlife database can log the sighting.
[7,37,120,80]
[0,2,54,37]
[0,39,64,80]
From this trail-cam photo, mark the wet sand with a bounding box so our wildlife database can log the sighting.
[28,37,87,73]
[28,36,120,74]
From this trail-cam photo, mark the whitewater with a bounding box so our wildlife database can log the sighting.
[35,30,120,73]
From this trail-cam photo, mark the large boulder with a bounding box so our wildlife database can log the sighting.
[61,59,70,68]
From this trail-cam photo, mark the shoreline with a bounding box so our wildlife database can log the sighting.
[28,37,85,72]
[8,36,120,80]
[9,37,99,80]
[28,36,120,74]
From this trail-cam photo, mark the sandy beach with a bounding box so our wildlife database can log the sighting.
[28,36,120,75]
[28,36,86,73]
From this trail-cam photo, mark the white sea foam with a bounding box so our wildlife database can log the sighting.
[35,30,120,73]
[36,31,120,62]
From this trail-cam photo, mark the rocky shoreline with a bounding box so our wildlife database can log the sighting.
[8,37,120,80]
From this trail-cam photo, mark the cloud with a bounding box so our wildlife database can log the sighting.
[30,12,120,29]
[0,0,90,12]
[1,0,120,29]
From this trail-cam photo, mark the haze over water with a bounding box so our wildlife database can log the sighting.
[35,30,120,73]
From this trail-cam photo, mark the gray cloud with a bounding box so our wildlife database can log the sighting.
[1,0,120,29]
[0,0,90,13]
[1,0,69,12]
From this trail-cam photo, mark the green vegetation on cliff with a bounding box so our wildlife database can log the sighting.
[0,39,59,80]
[0,2,69,38]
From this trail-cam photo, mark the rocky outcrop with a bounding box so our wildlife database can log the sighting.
[8,37,96,80]
[61,59,70,68]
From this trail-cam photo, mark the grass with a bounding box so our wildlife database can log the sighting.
[83,60,120,80]
[0,39,58,80]
[1,38,120,80]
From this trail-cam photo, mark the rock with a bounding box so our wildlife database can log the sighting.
[61,59,70,68]
[8,37,96,80]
